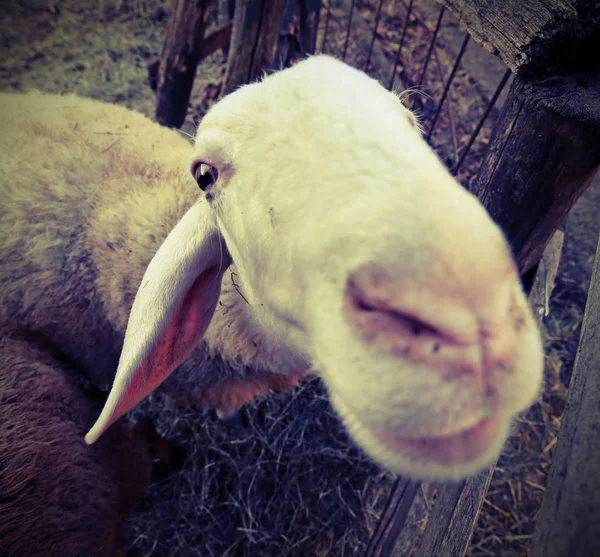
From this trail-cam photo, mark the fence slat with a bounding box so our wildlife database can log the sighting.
[299,0,322,56]
[272,0,322,69]
[222,0,288,96]
[414,467,495,557]
[155,0,213,128]
[433,0,600,73]
[364,478,420,557]
[471,73,600,274]
[531,228,600,556]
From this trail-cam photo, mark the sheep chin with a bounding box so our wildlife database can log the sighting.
[329,391,511,481]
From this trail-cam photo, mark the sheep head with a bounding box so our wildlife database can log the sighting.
[86,55,544,481]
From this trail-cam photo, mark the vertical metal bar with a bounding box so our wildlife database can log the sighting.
[364,0,386,72]
[418,5,444,86]
[388,0,413,91]
[432,46,459,160]
[322,0,332,54]
[452,68,511,176]
[426,33,469,141]
[342,0,356,61]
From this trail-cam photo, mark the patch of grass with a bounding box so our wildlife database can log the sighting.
[127,377,395,556]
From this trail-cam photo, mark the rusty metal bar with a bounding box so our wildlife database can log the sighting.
[388,0,414,91]
[364,0,386,72]
[322,0,332,53]
[451,68,511,176]
[432,46,459,161]
[342,0,356,60]
[426,33,470,141]
[418,5,444,86]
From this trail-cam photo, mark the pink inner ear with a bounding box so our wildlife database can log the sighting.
[110,268,219,425]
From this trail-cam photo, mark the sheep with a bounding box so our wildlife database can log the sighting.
[0,54,544,482]
[0,334,179,557]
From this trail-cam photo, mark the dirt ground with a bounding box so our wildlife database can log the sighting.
[1,0,599,555]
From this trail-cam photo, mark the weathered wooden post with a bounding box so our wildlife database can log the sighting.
[435,0,600,273]
[271,0,321,69]
[299,0,321,55]
[471,73,600,273]
[221,0,288,96]
[155,0,213,128]
[530,230,600,556]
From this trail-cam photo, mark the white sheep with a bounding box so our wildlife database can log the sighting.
[0,55,544,483]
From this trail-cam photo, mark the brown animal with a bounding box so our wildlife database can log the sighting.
[0,335,178,557]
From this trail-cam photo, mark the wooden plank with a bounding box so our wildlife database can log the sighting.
[218,0,236,25]
[363,450,496,555]
[272,0,304,70]
[471,72,600,275]
[197,22,234,60]
[528,230,565,328]
[148,23,233,93]
[414,467,495,557]
[155,0,213,128]
[222,0,288,96]
[531,231,600,556]
[299,0,321,56]
[364,235,565,557]
[271,0,321,70]
[432,0,600,73]
[364,478,420,557]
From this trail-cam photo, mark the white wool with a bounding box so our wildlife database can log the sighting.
[0,55,543,481]
[187,55,544,479]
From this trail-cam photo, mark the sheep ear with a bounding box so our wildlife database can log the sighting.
[85,202,231,444]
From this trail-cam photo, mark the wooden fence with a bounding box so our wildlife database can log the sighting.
[153,0,600,554]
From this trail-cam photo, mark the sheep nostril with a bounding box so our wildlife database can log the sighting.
[355,297,377,313]
[346,289,444,341]
[386,309,440,338]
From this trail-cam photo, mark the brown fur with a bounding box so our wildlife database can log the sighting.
[188,369,310,412]
[0,335,176,557]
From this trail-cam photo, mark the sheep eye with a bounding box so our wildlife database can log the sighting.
[193,163,218,191]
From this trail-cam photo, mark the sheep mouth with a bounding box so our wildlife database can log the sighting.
[332,392,503,472]
[372,415,499,467]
